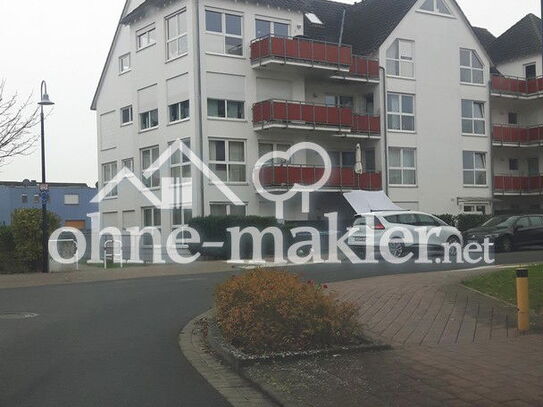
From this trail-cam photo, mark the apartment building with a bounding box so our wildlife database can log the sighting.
[91,0,496,240]
[483,14,543,215]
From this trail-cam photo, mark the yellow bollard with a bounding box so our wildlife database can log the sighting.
[516,268,530,333]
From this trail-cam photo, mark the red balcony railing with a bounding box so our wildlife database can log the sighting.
[260,164,382,191]
[493,125,543,145]
[491,74,543,96]
[253,100,381,135]
[253,100,353,130]
[250,35,352,69]
[342,55,380,80]
[494,175,543,194]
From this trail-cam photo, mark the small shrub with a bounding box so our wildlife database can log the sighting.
[11,209,61,272]
[188,215,281,259]
[434,214,456,227]
[215,270,362,354]
[456,214,492,232]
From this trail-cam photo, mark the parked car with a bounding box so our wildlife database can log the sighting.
[347,211,463,258]
[463,215,543,252]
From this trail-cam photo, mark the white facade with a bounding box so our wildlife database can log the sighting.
[92,0,500,242]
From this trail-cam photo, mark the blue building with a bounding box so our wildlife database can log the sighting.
[0,180,98,230]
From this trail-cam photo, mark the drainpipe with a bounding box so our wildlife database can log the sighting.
[195,0,205,216]
[541,0,543,73]
[488,77,495,215]
[379,66,389,195]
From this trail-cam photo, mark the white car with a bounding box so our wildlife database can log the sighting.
[347,211,463,258]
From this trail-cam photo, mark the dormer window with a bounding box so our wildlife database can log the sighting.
[420,0,452,16]
[305,12,323,26]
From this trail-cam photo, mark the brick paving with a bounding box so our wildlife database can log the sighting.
[245,268,543,407]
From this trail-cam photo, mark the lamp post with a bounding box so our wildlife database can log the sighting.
[38,81,54,273]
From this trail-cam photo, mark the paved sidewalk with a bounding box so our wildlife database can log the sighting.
[245,268,543,407]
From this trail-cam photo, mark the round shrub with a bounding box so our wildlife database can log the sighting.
[215,270,362,354]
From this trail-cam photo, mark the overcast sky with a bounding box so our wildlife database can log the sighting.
[0,0,540,186]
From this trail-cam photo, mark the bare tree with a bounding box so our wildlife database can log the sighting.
[0,80,41,166]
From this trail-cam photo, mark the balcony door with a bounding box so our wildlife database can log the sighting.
[528,158,539,176]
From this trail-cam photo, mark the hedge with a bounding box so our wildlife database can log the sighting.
[433,214,492,232]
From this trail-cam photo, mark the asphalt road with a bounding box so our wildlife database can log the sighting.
[1,248,542,407]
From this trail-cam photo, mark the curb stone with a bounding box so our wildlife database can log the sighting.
[179,309,279,407]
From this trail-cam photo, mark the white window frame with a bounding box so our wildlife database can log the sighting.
[460,49,484,85]
[21,194,28,204]
[166,10,188,61]
[120,105,133,126]
[463,151,487,186]
[255,18,290,38]
[461,100,485,136]
[387,93,415,132]
[462,204,489,215]
[209,139,247,184]
[205,9,244,57]
[102,161,118,198]
[207,98,245,120]
[168,100,190,123]
[386,39,415,79]
[419,0,453,16]
[119,53,131,74]
[64,194,80,205]
[141,146,161,189]
[389,148,417,186]
[170,139,192,186]
[210,202,247,216]
[324,95,354,109]
[142,207,161,247]
[137,25,156,51]
[140,109,159,131]
[122,158,134,172]
[258,142,291,164]
[524,62,537,79]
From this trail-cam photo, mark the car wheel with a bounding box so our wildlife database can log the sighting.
[389,242,406,258]
[446,236,461,257]
[500,236,514,253]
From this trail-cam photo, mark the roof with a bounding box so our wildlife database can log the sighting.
[0,181,93,188]
[488,13,543,65]
[472,26,496,53]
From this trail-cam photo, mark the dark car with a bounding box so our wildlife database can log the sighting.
[463,215,543,252]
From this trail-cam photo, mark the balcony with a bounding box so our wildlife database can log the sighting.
[494,175,543,195]
[491,74,543,99]
[260,164,382,191]
[330,55,380,83]
[253,100,380,137]
[250,35,352,72]
[493,125,543,146]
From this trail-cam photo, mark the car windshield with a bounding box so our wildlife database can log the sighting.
[482,216,516,228]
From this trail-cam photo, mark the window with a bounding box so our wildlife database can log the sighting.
[255,19,289,38]
[210,203,246,216]
[64,194,80,205]
[525,63,536,79]
[141,146,160,189]
[516,217,531,228]
[122,158,134,172]
[460,49,483,84]
[205,10,243,56]
[417,214,442,227]
[137,26,156,50]
[324,96,354,109]
[209,140,246,183]
[462,100,485,135]
[121,106,133,125]
[365,94,374,114]
[140,109,159,130]
[462,205,488,215]
[387,93,415,131]
[329,152,356,168]
[508,112,518,125]
[169,100,190,123]
[166,10,188,60]
[119,53,131,74]
[33,195,39,204]
[389,148,416,185]
[365,149,376,173]
[142,207,161,246]
[173,208,193,227]
[386,39,414,78]
[102,161,118,197]
[509,159,519,171]
[529,216,543,226]
[207,99,244,119]
[304,12,324,26]
[420,0,452,15]
[21,194,28,204]
[463,151,487,186]
[258,143,290,164]
[170,139,191,183]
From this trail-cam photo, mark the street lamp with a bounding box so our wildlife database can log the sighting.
[38,81,54,273]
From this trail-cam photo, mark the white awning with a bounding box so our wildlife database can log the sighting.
[343,191,404,214]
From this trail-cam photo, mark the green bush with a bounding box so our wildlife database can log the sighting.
[187,215,281,259]
[11,209,61,272]
[434,214,456,227]
[456,214,492,232]
[215,270,362,353]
